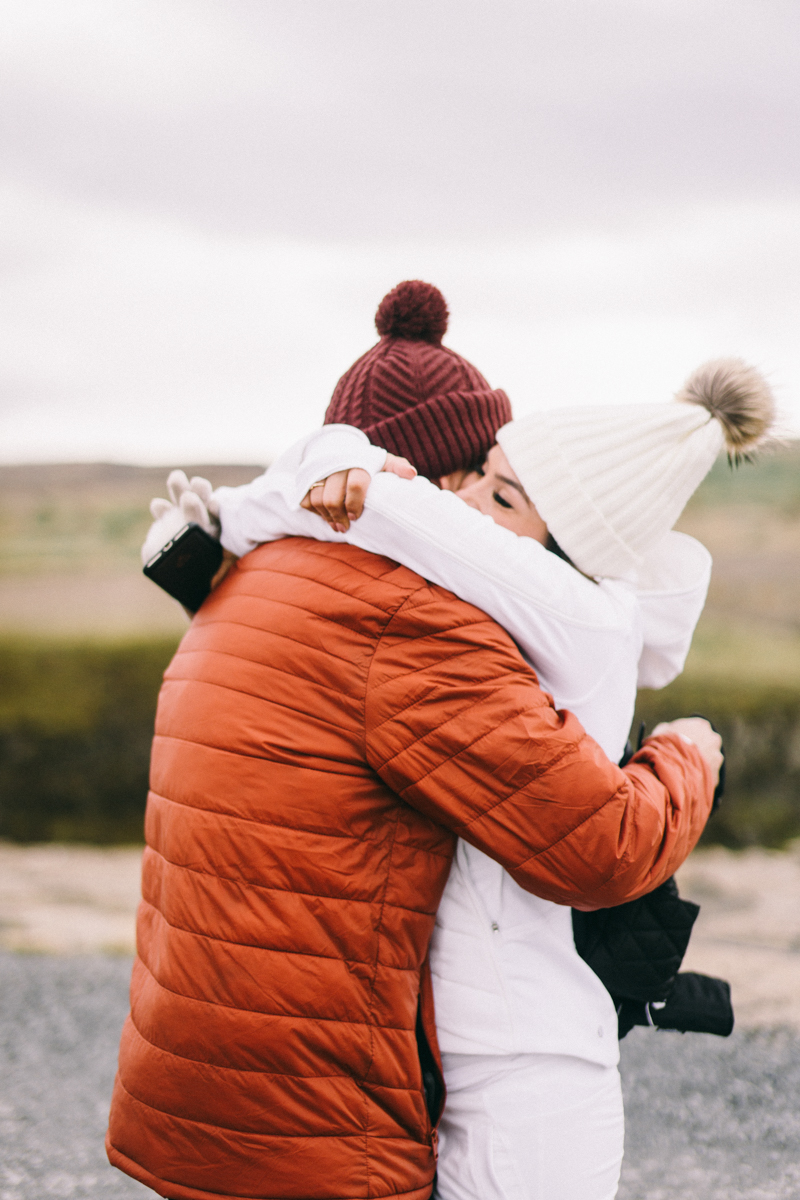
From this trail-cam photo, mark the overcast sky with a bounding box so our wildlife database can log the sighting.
[1,0,799,464]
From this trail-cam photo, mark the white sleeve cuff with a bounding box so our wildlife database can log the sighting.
[292,425,387,507]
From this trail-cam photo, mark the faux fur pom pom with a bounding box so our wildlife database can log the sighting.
[677,358,776,459]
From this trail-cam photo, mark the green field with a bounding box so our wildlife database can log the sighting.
[0,461,263,577]
[674,444,800,685]
[0,446,798,844]
[0,462,262,635]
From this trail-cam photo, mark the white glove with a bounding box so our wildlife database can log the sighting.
[141,471,221,566]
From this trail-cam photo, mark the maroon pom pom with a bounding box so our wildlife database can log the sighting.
[375,280,449,344]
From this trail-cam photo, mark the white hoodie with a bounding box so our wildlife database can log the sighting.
[213,425,712,1067]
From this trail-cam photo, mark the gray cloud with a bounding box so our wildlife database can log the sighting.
[1,0,799,239]
[1,0,799,462]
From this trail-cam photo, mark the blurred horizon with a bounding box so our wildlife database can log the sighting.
[1,0,800,465]
[1,444,798,679]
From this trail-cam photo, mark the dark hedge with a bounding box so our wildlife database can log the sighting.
[0,638,178,843]
[1,638,799,846]
[635,679,800,849]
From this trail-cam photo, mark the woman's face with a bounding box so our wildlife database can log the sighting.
[455,444,548,544]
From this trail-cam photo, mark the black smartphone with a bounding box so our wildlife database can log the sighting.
[143,523,224,613]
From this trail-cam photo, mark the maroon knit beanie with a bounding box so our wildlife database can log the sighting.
[324,280,512,479]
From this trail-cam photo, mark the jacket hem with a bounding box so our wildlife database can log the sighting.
[106,1134,434,1200]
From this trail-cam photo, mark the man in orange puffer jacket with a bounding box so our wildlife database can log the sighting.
[107,283,719,1200]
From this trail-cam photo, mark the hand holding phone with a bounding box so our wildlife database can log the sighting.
[143,523,224,613]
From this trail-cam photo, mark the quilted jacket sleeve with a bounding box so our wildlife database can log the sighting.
[365,583,714,910]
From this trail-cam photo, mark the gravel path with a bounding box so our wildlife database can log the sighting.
[618,1026,800,1199]
[3,953,800,1199]
[0,954,151,1200]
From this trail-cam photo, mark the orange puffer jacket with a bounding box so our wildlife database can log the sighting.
[107,539,712,1200]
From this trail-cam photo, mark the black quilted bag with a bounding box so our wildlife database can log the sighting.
[572,876,699,1004]
[571,719,733,1038]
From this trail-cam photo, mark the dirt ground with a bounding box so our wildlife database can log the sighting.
[677,846,800,1028]
[0,571,189,635]
[0,843,143,956]
[2,841,800,1028]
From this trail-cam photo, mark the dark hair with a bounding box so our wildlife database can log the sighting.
[545,531,572,564]
[546,532,597,583]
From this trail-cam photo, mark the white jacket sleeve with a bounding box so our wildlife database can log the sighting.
[634,531,712,689]
[213,426,387,556]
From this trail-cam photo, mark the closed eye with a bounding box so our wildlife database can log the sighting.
[493,491,512,509]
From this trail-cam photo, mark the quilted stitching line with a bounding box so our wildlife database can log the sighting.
[366,670,479,743]
[140,898,423,970]
[355,580,438,765]
[147,784,385,843]
[376,697,570,802]
[367,648,518,741]
[114,1077,418,1143]
[150,783,453,862]
[134,958,415,1030]
[181,612,366,669]
[368,617,510,683]
[359,808,402,1195]
[146,844,438,917]
[171,644,366,700]
[233,560,402,616]
[126,1009,419,1086]
[250,537,412,588]
[160,676,363,738]
[153,730,363,769]
[515,781,628,878]
[458,735,593,839]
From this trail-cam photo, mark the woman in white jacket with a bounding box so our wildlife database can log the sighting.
[144,358,771,1200]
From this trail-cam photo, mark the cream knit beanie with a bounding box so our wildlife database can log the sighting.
[497,359,775,581]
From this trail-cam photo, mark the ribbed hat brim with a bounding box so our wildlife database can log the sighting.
[367,388,512,479]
